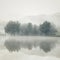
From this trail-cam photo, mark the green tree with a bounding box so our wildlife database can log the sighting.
[39,21,57,35]
[26,23,33,35]
[33,25,39,35]
[5,21,20,35]
[20,24,27,35]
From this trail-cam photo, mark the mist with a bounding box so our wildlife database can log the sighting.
[0,0,60,60]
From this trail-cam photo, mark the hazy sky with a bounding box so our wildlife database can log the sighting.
[0,0,60,23]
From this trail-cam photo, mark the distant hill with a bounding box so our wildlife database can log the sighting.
[20,12,60,27]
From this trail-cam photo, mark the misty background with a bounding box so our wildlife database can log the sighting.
[0,0,60,34]
[0,0,60,60]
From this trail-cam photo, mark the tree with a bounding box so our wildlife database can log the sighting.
[20,24,27,35]
[25,23,33,35]
[33,25,39,35]
[5,21,20,35]
[39,21,57,35]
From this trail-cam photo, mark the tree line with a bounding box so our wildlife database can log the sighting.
[4,21,57,36]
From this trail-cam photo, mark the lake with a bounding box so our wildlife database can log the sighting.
[0,36,60,60]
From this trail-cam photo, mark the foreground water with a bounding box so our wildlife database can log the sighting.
[0,49,60,60]
[0,36,60,60]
